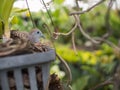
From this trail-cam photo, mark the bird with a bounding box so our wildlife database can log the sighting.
[10,28,45,44]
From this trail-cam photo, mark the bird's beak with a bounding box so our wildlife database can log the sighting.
[41,34,45,39]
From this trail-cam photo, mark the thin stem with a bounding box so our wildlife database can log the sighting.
[74,15,99,44]
[72,32,78,55]
[54,23,77,36]
[103,0,114,38]
[70,0,105,15]
[89,78,113,90]
[56,53,72,87]
[25,0,36,28]
[40,0,55,29]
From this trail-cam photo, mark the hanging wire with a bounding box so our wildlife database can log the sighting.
[40,0,56,46]
[40,0,55,29]
[25,0,36,28]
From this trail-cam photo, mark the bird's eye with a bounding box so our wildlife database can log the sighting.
[37,31,40,34]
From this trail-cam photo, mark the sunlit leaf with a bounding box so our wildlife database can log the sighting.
[12,8,28,13]
[53,0,64,4]
[50,65,65,78]
[10,16,19,25]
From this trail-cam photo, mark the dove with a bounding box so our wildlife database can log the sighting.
[10,28,45,43]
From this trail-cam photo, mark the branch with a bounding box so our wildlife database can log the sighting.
[56,53,72,87]
[102,0,114,39]
[93,37,120,52]
[72,32,77,55]
[25,0,36,28]
[90,64,120,90]
[40,0,55,29]
[74,15,100,44]
[113,65,120,90]
[70,0,105,15]
[0,39,27,57]
[89,78,113,90]
[53,23,77,36]
[75,0,80,9]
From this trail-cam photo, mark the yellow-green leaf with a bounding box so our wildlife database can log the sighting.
[53,0,64,4]
[10,16,18,25]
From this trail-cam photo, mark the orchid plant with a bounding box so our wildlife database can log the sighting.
[0,0,14,40]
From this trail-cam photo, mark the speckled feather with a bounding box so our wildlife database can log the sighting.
[10,29,44,43]
[10,30,29,41]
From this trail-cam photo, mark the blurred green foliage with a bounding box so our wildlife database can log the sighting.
[56,43,116,90]
[10,0,120,90]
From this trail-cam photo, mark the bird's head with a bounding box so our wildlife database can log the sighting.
[29,28,45,43]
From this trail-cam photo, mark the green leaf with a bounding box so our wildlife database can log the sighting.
[10,16,19,25]
[72,75,90,90]
[12,8,28,14]
[53,0,64,4]
[1,0,14,23]
[0,0,14,38]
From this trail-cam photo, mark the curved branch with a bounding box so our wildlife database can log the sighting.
[72,32,77,55]
[70,0,105,15]
[94,37,120,52]
[74,15,100,44]
[56,53,72,87]
[54,23,77,36]
[89,78,113,90]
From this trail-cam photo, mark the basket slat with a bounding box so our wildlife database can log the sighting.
[28,66,38,90]
[0,71,10,90]
[42,63,50,90]
[14,68,24,90]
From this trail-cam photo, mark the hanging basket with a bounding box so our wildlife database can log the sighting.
[0,49,55,90]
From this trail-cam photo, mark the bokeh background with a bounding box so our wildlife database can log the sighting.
[9,0,120,90]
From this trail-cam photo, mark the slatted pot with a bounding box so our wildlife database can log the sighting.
[0,49,55,90]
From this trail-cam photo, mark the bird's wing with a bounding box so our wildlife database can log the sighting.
[10,30,29,40]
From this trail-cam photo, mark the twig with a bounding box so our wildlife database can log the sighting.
[56,53,72,87]
[46,0,53,5]
[74,15,100,44]
[70,0,105,15]
[25,0,36,28]
[75,0,80,9]
[90,64,120,90]
[104,40,120,51]
[102,0,114,39]
[0,40,27,57]
[54,23,77,36]
[40,0,55,29]
[42,23,56,49]
[113,65,120,90]
[89,78,113,90]
[42,23,53,37]
[0,48,18,56]
[72,32,78,55]
[94,37,120,51]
